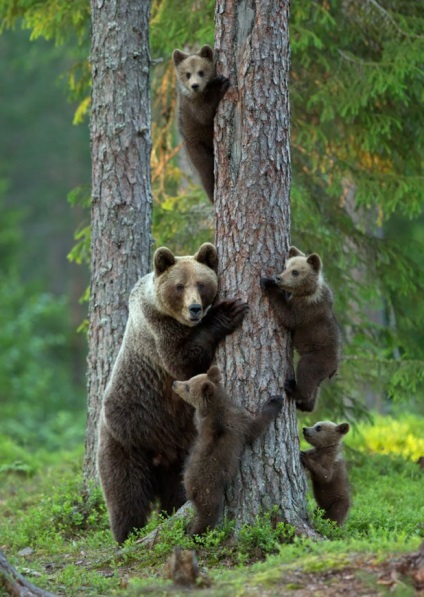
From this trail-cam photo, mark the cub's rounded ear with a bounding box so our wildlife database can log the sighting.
[337,422,350,435]
[307,253,322,272]
[201,380,215,401]
[198,45,214,61]
[172,49,188,66]
[207,366,222,384]
[288,246,305,258]
[154,247,176,276]
[194,243,218,272]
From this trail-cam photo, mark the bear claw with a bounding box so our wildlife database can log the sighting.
[260,276,278,290]
[284,377,296,396]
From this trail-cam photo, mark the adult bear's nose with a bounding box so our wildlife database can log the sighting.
[189,303,202,317]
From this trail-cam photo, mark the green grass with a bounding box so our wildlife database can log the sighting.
[0,412,423,595]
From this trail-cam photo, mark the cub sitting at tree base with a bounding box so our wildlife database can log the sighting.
[301,421,351,526]
[172,44,229,202]
[260,246,341,412]
[172,366,283,535]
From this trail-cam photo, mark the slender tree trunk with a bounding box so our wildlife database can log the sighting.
[84,0,153,482]
[214,0,311,532]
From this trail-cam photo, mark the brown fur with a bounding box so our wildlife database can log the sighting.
[173,366,283,535]
[301,421,351,526]
[172,45,229,202]
[97,243,248,544]
[260,246,341,412]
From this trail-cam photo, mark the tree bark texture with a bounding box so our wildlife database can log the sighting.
[85,0,153,482]
[0,550,56,597]
[214,0,310,531]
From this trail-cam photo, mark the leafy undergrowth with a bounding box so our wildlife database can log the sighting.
[0,413,423,596]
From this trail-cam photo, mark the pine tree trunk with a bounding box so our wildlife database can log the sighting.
[84,0,153,482]
[214,0,311,532]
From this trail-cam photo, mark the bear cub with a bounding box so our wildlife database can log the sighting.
[173,44,229,202]
[301,421,351,526]
[260,246,341,412]
[173,366,283,535]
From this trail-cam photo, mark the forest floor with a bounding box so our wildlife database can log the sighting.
[0,412,423,596]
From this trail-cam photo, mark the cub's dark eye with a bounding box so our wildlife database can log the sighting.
[185,384,190,391]
[197,282,205,290]
[176,284,184,291]
[186,72,191,80]
[291,270,299,277]
[198,70,204,77]
[316,425,322,432]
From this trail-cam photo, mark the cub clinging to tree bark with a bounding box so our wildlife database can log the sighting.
[301,421,351,526]
[172,366,283,535]
[97,243,248,544]
[260,246,341,412]
[172,44,229,202]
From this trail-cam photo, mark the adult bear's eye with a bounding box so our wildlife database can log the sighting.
[197,282,205,290]
[186,72,191,79]
[292,270,299,276]
[198,70,204,77]
[176,284,184,291]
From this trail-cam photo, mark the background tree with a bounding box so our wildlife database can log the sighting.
[84,0,153,481]
[213,0,310,531]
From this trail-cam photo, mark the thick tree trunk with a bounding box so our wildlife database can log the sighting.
[214,0,310,532]
[84,0,153,482]
[0,550,56,597]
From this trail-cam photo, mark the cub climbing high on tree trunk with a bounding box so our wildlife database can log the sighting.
[260,246,341,412]
[172,45,229,202]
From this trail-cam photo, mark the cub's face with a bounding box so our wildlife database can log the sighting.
[303,421,349,448]
[154,243,218,327]
[173,45,214,96]
[172,366,221,408]
[274,246,322,296]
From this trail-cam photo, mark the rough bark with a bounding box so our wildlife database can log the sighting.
[0,550,56,597]
[214,0,311,532]
[84,0,153,482]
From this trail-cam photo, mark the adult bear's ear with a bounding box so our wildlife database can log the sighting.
[194,243,218,272]
[172,49,188,66]
[288,246,305,258]
[198,45,214,61]
[154,247,176,276]
[201,381,215,401]
[307,253,322,273]
[207,366,222,384]
[337,422,350,435]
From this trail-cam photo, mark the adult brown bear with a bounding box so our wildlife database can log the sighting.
[97,243,247,543]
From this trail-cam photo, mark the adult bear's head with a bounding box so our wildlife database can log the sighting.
[153,243,218,326]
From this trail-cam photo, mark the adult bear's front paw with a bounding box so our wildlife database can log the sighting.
[207,298,248,334]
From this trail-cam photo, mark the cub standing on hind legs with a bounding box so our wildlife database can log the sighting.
[172,44,229,202]
[301,421,351,526]
[260,246,341,412]
[172,366,283,535]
